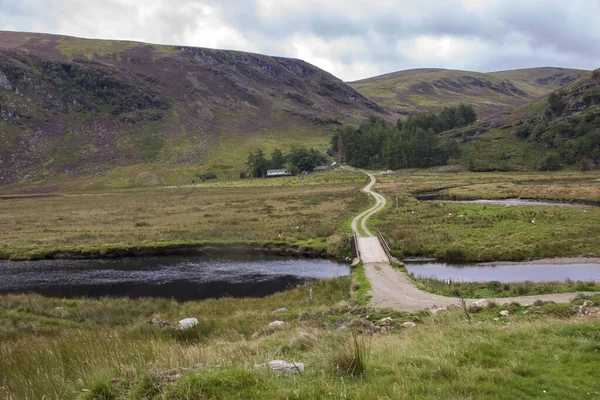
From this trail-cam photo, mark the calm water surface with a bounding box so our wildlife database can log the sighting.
[406,262,600,282]
[0,255,349,301]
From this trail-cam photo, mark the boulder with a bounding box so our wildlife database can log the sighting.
[290,331,318,348]
[499,310,510,317]
[402,322,417,328]
[268,321,285,329]
[472,299,490,308]
[178,318,199,330]
[263,360,304,375]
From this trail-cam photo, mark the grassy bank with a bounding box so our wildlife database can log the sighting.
[372,171,600,261]
[411,276,600,298]
[0,171,370,260]
[1,283,599,399]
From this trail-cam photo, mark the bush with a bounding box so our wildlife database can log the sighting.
[515,123,532,139]
[539,154,561,171]
[198,172,217,181]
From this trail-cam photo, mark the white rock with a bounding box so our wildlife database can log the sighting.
[272,308,288,314]
[531,220,536,224]
[472,299,490,308]
[268,321,285,329]
[178,318,199,329]
[402,322,417,328]
[499,310,510,317]
[260,360,304,375]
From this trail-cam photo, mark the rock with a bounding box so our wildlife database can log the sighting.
[402,322,417,328]
[472,299,490,308]
[583,300,595,307]
[499,310,510,317]
[290,331,318,348]
[0,71,12,90]
[272,308,288,314]
[178,318,199,330]
[151,315,165,327]
[268,321,285,329]
[262,360,304,375]
[380,317,393,325]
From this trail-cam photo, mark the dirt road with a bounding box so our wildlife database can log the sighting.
[350,170,596,311]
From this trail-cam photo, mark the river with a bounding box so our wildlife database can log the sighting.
[0,255,349,301]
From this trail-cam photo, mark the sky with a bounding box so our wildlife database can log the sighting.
[1,0,599,81]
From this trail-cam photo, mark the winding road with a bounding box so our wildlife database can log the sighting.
[350,170,595,311]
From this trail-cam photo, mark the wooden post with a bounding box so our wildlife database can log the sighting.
[308,279,312,308]
[395,176,399,211]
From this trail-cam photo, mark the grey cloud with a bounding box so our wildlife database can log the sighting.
[0,0,599,81]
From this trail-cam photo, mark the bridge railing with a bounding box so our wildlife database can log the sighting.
[376,229,392,260]
[349,232,361,260]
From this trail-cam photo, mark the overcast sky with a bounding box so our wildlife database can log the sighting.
[1,0,598,81]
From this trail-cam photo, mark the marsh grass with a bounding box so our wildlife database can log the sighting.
[0,182,369,259]
[371,171,600,261]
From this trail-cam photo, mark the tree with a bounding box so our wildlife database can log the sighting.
[246,149,269,177]
[270,148,285,169]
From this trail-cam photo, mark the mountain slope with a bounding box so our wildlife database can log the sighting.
[0,31,386,186]
[349,67,588,119]
[443,71,600,171]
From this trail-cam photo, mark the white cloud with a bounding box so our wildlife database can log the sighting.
[1,0,598,80]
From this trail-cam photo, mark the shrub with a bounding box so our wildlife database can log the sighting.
[539,154,561,171]
[198,172,217,181]
[515,123,532,139]
[487,281,503,292]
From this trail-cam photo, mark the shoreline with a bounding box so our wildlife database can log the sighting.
[0,241,340,262]
[480,257,600,266]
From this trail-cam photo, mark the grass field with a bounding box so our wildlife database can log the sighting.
[1,281,598,399]
[411,276,600,298]
[0,170,369,260]
[372,171,600,261]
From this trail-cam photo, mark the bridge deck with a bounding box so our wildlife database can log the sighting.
[356,236,389,264]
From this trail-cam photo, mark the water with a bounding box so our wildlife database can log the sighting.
[414,192,592,207]
[405,262,600,283]
[0,255,349,301]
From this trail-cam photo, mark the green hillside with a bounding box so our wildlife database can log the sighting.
[349,67,587,119]
[0,31,387,188]
[444,71,600,171]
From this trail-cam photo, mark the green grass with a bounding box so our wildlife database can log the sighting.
[373,171,600,261]
[351,263,372,306]
[57,37,142,59]
[349,68,586,118]
[411,276,600,298]
[1,285,599,399]
[0,176,369,260]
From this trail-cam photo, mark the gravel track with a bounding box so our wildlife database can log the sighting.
[350,170,597,311]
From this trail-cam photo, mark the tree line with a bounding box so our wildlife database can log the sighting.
[331,104,475,170]
[245,147,328,177]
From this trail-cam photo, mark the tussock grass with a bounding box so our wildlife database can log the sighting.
[2,288,599,399]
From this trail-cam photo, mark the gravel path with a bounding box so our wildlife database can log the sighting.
[351,170,597,312]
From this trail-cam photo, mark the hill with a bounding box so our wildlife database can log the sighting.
[0,31,386,187]
[444,70,600,171]
[349,67,587,119]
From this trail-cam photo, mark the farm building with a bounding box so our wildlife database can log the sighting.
[266,169,291,177]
